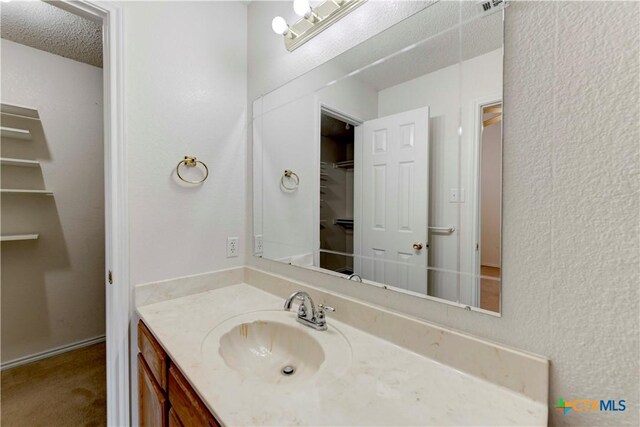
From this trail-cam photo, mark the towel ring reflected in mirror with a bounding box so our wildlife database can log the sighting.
[281,169,300,191]
[176,156,209,184]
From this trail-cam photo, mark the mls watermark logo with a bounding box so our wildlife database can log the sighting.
[554,398,626,415]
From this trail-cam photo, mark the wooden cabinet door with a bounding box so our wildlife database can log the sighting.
[168,408,183,427]
[138,321,168,389]
[139,353,168,427]
[168,366,220,427]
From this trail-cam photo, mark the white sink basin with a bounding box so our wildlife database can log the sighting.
[201,310,351,384]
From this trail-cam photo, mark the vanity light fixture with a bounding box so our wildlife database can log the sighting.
[272,0,366,51]
[293,0,318,22]
[271,16,296,38]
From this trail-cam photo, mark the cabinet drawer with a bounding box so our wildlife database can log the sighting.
[138,320,168,390]
[168,365,220,427]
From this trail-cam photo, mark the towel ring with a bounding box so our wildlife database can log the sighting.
[176,156,209,184]
[281,169,300,191]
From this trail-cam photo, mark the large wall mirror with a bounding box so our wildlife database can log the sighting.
[253,0,504,314]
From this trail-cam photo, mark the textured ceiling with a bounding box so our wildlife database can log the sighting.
[1,0,102,68]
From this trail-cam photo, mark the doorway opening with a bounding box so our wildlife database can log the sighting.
[319,111,356,274]
[0,1,108,425]
[477,102,502,312]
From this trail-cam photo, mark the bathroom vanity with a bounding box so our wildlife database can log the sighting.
[138,321,220,427]
[136,268,549,426]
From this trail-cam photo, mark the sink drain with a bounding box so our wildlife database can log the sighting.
[281,365,296,376]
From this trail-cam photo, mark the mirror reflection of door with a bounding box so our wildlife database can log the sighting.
[357,107,430,293]
[478,103,502,312]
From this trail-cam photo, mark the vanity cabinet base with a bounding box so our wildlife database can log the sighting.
[138,321,220,427]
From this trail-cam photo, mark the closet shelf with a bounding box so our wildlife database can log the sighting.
[1,157,40,167]
[1,105,43,245]
[1,189,53,195]
[1,103,39,119]
[1,127,31,140]
[334,218,354,229]
[333,160,354,169]
[1,103,40,140]
[1,234,39,242]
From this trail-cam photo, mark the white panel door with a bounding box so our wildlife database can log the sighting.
[358,107,429,293]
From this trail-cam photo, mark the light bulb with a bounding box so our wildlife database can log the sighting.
[271,16,289,35]
[293,0,312,17]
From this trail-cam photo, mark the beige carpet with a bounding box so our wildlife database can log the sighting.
[1,342,106,427]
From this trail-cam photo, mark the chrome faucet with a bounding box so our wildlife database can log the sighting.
[347,273,362,282]
[284,291,335,331]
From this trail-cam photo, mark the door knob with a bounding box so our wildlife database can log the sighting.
[413,242,423,251]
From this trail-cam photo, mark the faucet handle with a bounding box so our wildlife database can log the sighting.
[314,304,333,327]
[316,304,335,321]
[318,303,335,313]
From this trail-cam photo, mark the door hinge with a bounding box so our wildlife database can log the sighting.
[108,270,113,284]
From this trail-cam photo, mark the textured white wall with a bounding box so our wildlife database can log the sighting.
[123,3,247,423]
[247,2,640,426]
[1,39,105,363]
[126,1,248,286]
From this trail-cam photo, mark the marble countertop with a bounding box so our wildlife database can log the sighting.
[137,283,548,426]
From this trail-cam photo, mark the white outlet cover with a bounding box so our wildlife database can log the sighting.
[226,237,239,258]
[254,235,263,255]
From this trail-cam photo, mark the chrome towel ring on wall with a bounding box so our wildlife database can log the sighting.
[281,169,300,191]
[176,156,209,184]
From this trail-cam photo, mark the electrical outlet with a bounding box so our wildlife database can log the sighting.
[226,237,239,258]
[254,234,263,255]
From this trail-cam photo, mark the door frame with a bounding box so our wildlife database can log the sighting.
[53,1,129,425]
[469,95,502,309]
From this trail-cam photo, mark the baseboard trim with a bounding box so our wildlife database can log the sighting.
[1,335,106,371]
